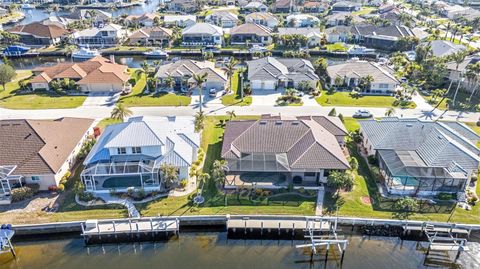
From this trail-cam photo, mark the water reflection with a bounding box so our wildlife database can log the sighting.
[0,234,478,269]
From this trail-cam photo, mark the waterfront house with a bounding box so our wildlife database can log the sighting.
[242,1,269,13]
[326,60,399,94]
[205,11,239,28]
[42,16,76,29]
[81,116,199,193]
[350,24,415,50]
[8,22,69,46]
[285,14,320,27]
[446,55,480,93]
[67,9,112,27]
[155,59,227,92]
[168,0,198,13]
[163,15,196,28]
[246,57,319,91]
[359,118,480,197]
[230,23,272,45]
[274,0,296,13]
[325,26,352,43]
[30,56,130,93]
[331,1,361,13]
[245,12,279,28]
[221,115,349,189]
[302,1,328,13]
[0,117,94,203]
[72,23,127,48]
[277,27,322,47]
[125,13,160,27]
[428,40,466,58]
[181,23,223,46]
[325,12,365,27]
[127,27,173,46]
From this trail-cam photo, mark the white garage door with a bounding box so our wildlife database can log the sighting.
[263,81,275,90]
[251,80,262,90]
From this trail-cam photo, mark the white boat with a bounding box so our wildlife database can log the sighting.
[72,47,101,60]
[404,50,416,61]
[21,4,35,9]
[347,45,376,55]
[143,49,168,58]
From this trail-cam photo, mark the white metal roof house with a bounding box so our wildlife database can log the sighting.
[81,116,200,193]
[285,14,320,27]
[72,23,128,48]
[359,118,480,197]
[163,15,197,28]
[205,11,239,28]
[246,57,319,91]
[182,23,223,46]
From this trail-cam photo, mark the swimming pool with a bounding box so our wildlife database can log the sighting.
[392,176,419,187]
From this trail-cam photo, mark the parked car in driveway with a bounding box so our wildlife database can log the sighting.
[209,88,217,97]
[353,109,372,118]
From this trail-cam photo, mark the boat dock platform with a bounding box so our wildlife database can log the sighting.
[81,218,179,244]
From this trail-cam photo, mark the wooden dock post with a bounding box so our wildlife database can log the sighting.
[324,243,329,264]
[278,222,281,236]
[260,222,263,237]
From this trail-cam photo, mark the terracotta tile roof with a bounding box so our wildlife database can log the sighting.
[230,23,272,36]
[9,22,69,38]
[0,118,94,175]
[30,56,128,86]
[129,27,173,39]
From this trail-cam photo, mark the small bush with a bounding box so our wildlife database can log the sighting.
[367,155,378,165]
[11,184,40,203]
[57,184,65,192]
[179,179,188,189]
[437,192,456,200]
[467,196,478,205]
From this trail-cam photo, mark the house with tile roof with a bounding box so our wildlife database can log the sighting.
[205,11,239,28]
[245,12,279,28]
[81,116,199,193]
[285,14,321,27]
[127,27,173,46]
[221,114,349,189]
[331,1,361,13]
[8,22,70,46]
[428,40,466,58]
[230,23,272,45]
[168,0,198,13]
[182,23,223,46]
[0,117,94,203]
[30,56,130,93]
[359,118,480,197]
[302,1,328,13]
[72,23,128,48]
[327,60,399,94]
[351,24,415,50]
[246,57,319,91]
[163,15,197,28]
[277,27,322,47]
[155,59,228,92]
[125,13,160,27]
[274,0,296,13]
[66,9,112,27]
[241,1,269,13]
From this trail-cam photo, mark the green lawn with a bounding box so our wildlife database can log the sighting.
[139,115,316,216]
[316,91,415,108]
[221,72,252,106]
[323,118,480,224]
[119,74,191,107]
[96,118,122,131]
[352,7,376,16]
[325,42,347,52]
[102,46,151,52]
[0,12,23,24]
[0,71,86,109]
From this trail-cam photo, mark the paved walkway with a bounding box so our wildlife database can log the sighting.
[315,187,325,216]
[95,193,140,218]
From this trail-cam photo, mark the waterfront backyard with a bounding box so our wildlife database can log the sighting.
[0,117,479,224]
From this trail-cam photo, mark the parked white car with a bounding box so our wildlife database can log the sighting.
[353,109,372,118]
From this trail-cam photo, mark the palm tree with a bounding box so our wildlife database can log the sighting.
[447,51,467,107]
[164,75,175,91]
[385,108,395,117]
[225,58,237,94]
[110,103,132,122]
[192,72,208,112]
[226,110,236,120]
[211,159,229,185]
[466,62,480,100]
[194,111,206,132]
[135,61,151,93]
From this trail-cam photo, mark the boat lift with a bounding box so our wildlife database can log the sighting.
[0,227,16,258]
[295,217,349,265]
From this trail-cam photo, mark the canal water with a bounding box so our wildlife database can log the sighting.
[19,0,162,26]
[1,233,479,269]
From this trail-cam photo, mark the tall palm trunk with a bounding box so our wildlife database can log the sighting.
[198,85,203,113]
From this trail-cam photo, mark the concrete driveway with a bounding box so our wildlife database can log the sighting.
[252,90,283,106]
[302,95,320,106]
[82,92,120,107]
[190,89,224,109]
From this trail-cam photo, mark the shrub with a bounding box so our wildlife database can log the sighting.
[468,196,478,205]
[437,192,456,200]
[367,155,378,165]
[328,108,337,116]
[179,179,188,189]
[370,166,382,183]
[57,184,65,192]
[48,185,58,192]
[59,179,68,185]
[11,184,40,203]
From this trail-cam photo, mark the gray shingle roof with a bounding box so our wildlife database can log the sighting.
[277,27,321,37]
[182,23,222,36]
[247,57,319,82]
[327,60,399,84]
[352,24,414,39]
[230,23,272,36]
[428,40,466,58]
[222,116,349,171]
